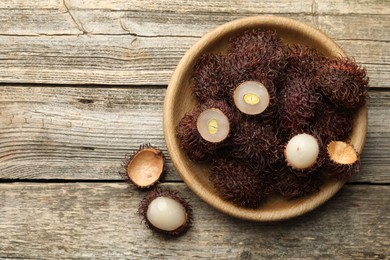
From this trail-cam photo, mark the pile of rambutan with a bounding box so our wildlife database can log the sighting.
[176,29,369,208]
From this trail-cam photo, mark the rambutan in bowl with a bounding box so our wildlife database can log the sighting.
[163,16,367,221]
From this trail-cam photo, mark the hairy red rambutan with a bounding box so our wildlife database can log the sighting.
[317,57,369,109]
[278,76,323,135]
[210,158,272,208]
[274,164,324,198]
[312,101,354,144]
[229,117,280,169]
[192,53,229,101]
[228,29,285,80]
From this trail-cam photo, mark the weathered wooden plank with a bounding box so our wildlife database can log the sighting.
[0,183,388,259]
[0,35,387,87]
[0,86,388,183]
[0,1,388,86]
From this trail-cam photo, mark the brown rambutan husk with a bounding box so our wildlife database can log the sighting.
[312,101,354,144]
[284,44,325,80]
[317,57,369,109]
[273,163,324,199]
[137,187,193,237]
[210,158,272,208]
[229,117,280,170]
[228,29,285,80]
[192,53,229,102]
[176,100,235,162]
[278,76,323,136]
[325,141,361,180]
[119,144,165,188]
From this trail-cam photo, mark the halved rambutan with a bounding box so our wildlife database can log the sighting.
[176,100,234,162]
[325,141,360,180]
[210,158,272,208]
[192,53,229,101]
[120,144,165,189]
[138,187,192,237]
[317,57,369,109]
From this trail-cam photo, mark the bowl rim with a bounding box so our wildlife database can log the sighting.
[163,15,368,221]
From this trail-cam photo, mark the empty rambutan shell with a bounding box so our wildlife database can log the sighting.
[210,159,271,208]
[192,53,229,101]
[137,187,192,237]
[325,141,360,180]
[120,144,164,189]
[317,57,369,109]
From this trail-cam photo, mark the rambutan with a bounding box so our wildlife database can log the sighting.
[138,187,192,237]
[210,159,271,208]
[192,53,228,102]
[176,100,234,161]
[317,57,369,109]
[274,164,324,198]
[229,117,280,169]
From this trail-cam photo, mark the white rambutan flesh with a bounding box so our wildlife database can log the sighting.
[146,197,186,232]
[196,108,230,143]
[233,81,270,115]
[285,133,319,169]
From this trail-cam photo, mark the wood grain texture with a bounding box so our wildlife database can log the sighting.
[0,0,387,86]
[0,183,388,259]
[0,86,388,183]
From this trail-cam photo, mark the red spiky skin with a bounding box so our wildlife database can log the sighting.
[137,187,193,237]
[326,158,361,180]
[176,100,234,162]
[278,77,323,136]
[273,163,324,199]
[229,118,280,170]
[210,159,272,208]
[312,101,354,144]
[192,53,229,102]
[228,30,285,81]
[317,57,369,109]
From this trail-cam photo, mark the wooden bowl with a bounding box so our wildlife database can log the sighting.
[163,16,367,221]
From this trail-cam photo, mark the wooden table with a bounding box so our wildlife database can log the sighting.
[0,1,389,259]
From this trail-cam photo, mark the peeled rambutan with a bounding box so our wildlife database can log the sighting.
[325,141,360,180]
[137,187,192,237]
[192,53,229,101]
[176,100,234,162]
[229,117,280,169]
[317,57,369,109]
[210,158,271,208]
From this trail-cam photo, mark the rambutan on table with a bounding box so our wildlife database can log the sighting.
[0,1,389,259]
